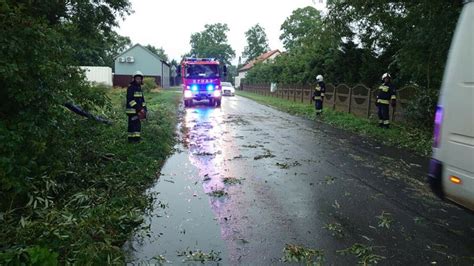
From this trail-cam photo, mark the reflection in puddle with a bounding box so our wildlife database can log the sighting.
[124,102,249,264]
[183,106,227,196]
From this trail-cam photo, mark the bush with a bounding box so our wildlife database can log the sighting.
[0,90,181,263]
[404,87,438,129]
[142,77,158,92]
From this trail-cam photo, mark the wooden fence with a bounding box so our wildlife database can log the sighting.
[242,83,416,122]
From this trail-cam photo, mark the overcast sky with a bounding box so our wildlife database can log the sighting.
[116,0,326,65]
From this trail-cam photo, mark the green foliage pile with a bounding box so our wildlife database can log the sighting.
[0,1,181,263]
[244,2,463,127]
[1,0,129,214]
[0,90,181,263]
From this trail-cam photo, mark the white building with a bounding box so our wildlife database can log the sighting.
[80,66,113,86]
[234,50,281,88]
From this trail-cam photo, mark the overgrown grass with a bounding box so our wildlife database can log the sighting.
[237,90,432,156]
[0,89,181,264]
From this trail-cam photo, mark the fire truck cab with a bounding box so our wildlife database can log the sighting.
[179,57,226,108]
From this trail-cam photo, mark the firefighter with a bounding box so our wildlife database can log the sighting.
[313,74,326,115]
[376,73,397,128]
[126,71,147,143]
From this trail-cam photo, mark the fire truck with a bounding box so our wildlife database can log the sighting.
[178,57,226,108]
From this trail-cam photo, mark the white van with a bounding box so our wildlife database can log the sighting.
[428,1,474,211]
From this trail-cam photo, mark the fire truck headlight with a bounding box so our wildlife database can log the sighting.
[207,84,214,91]
[186,85,190,90]
[213,90,221,97]
[184,90,193,98]
[191,85,198,91]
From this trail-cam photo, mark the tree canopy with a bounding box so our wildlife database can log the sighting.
[242,24,270,63]
[0,0,132,220]
[244,2,463,126]
[145,45,169,62]
[188,23,235,65]
[280,6,325,51]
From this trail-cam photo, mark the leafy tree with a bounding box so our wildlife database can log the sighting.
[105,32,132,67]
[59,0,132,66]
[242,24,270,63]
[189,23,235,65]
[326,0,462,126]
[0,0,131,213]
[145,44,169,62]
[280,6,324,51]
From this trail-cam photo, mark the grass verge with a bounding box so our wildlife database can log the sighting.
[237,90,432,156]
[0,89,181,264]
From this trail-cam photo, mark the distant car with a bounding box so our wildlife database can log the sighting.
[221,82,235,96]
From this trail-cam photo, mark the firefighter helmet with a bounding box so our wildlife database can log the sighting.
[316,75,324,82]
[382,73,391,80]
[133,71,144,78]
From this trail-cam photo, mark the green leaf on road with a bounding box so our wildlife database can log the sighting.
[282,244,325,265]
[376,211,393,229]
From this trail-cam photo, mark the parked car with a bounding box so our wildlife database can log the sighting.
[428,1,474,211]
[221,82,235,96]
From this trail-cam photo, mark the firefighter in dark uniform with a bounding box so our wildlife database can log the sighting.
[126,71,147,142]
[376,73,397,128]
[313,74,326,115]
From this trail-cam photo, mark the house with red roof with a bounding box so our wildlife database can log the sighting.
[235,49,281,88]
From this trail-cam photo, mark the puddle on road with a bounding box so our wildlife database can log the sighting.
[123,144,229,264]
[124,105,239,264]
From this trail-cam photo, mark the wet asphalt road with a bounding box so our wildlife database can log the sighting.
[124,95,474,265]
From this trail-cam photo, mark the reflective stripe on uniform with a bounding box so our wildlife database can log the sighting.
[134,92,143,97]
[316,109,323,113]
[126,108,136,114]
[129,100,137,107]
[314,86,321,91]
[383,120,390,125]
[314,96,322,100]
[391,95,397,100]
[142,102,146,107]
[379,120,384,124]
[377,99,390,104]
[128,132,141,137]
[379,85,389,92]
[321,93,325,97]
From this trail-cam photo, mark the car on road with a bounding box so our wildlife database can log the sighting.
[221,82,235,96]
[428,1,474,211]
